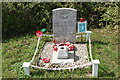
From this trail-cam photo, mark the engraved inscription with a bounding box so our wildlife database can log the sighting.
[59,10,69,21]
[53,8,77,43]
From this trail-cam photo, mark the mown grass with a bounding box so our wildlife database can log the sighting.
[2,28,119,78]
[92,28,118,78]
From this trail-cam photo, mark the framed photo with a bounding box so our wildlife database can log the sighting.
[78,21,87,33]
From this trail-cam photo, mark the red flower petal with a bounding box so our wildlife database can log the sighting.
[36,31,43,37]
[43,58,50,63]
[80,18,84,22]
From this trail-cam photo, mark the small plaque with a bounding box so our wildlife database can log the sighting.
[78,21,87,33]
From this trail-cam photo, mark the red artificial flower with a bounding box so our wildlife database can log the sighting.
[43,58,50,63]
[52,40,56,43]
[80,18,84,22]
[59,42,64,46]
[69,46,74,51]
[54,48,58,51]
[53,42,75,52]
[68,44,75,51]
[36,31,43,37]
[65,42,71,46]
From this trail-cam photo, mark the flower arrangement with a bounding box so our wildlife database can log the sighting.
[52,41,75,51]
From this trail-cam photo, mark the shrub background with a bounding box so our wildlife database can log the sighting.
[2,2,119,40]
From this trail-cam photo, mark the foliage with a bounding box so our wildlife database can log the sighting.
[97,3,119,28]
[2,2,119,40]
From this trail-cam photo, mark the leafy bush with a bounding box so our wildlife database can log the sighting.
[2,2,119,40]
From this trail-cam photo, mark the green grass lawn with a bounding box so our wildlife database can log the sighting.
[2,28,118,78]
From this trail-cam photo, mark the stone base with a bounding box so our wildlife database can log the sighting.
[40,42,89,65]
[51,51,74,64]
[57,46,69,59]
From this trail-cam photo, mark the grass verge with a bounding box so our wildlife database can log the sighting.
[2,28,118,78]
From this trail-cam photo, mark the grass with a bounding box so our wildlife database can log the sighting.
[92,28,118,78]
[2,28,119,78]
